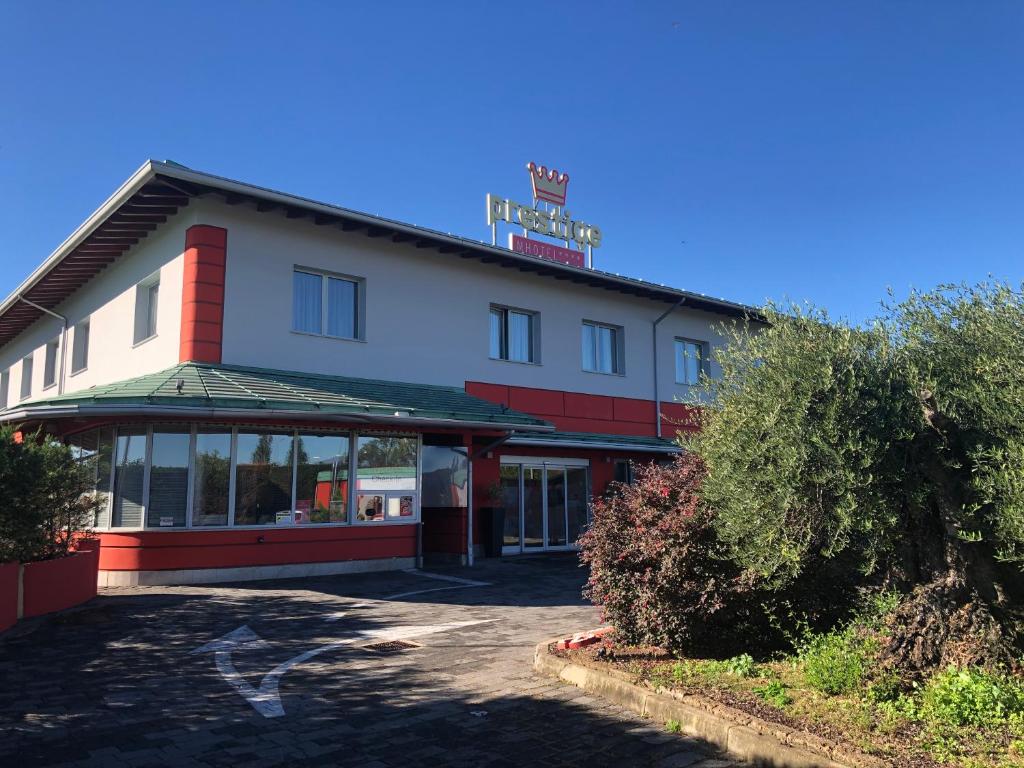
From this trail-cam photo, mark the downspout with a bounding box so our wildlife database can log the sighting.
[16,295,68,396]
[652,298,685,438]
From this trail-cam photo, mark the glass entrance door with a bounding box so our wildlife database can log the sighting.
[501,461,589,553]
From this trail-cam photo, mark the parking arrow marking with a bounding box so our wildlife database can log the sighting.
[192,620,491,718]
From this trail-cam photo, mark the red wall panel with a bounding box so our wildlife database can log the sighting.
[0,562,18,633]
[422,507,467,555]
[563,392,615,420]
[97,525,416,572]
[465,382,510,407]
[508,387,565,417]
[180,224,228,364]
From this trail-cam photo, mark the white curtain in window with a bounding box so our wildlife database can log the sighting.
[326,277,357,338]
[508,311,532,362]
[596,326,615,373]
[293,271,322,334]
[582,324,597,371]
[147,283,160,338]
[489,309,503,358]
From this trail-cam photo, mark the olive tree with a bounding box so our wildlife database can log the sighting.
[687,283,1024,672]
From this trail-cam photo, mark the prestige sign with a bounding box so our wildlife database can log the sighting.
[486,162,602,268]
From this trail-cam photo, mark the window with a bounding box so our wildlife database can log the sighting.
[355,435,417,522]
[674,339,707,385]
[0,369,8,410]
[489,306,537,363]
[134,273,160,344]
[43,337,59,389]
[111,427,146,527]
[294,433,350,524]
[20,355,33,400]
[292,269,361,340]
[234,432,294,525]
[67,428,114,528]
[613,459,634,486]
[147,430,191,527]
[582,321,624,374]
[72,319,90,373]
[192,430,232,526]
[421,443,468,508]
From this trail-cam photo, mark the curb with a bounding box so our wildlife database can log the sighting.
[534,640,889,768]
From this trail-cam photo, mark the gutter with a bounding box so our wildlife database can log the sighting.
[503,437,681,454]
[652,298,685,438]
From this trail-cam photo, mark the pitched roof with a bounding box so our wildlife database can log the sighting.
[505,430,681,453]
[0,362,553,431]
[0,159,763,349]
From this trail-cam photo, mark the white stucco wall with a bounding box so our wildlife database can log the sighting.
[200,200,737,404]
[0,210,194,404]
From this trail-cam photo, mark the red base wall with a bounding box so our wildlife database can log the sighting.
[22,549,99,618]
[421,507,467,555]
[96,525,417,572]
[0,562,18,632]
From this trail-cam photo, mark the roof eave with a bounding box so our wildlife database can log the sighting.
[0,403,554,433]
[505,436,681,453]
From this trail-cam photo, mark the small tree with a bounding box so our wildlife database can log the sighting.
[0,426,97,563]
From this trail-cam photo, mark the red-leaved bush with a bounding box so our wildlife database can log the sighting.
[579,452,761,655]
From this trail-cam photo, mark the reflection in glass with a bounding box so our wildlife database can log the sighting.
[500,464,521,547]
[295,433,349,524]
[111,427,146,527]
[235,433,293,525]
[547,467,567,547]
[192,430,231,526]
[421,445,467,507]
[566,467,589,544]
[356,436,416,491]
[523,466,544,548]
[147,430,190,527]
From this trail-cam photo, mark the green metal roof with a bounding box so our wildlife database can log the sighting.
[505,430,681,453]
[4,362,552,430]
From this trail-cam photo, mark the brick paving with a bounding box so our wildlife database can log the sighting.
[0,554,741,767]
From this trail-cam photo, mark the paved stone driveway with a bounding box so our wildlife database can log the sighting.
[0,554,741,767]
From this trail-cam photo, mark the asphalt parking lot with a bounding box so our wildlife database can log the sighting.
[0,554,739,767]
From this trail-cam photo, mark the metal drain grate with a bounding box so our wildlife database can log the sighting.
[364,640,420,653]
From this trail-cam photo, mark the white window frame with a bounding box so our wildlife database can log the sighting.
[91,425,420,531]
[674,337,709,386]
[292,267,365,342]
[19,354,33,400]
[581,320,625,375]
[71,318,90,374]
[133,272,160,345]
[489,304,539,364]
[43,337,60,390]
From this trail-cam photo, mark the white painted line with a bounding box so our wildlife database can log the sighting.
[193,620,493,718]
[402,569,491,587]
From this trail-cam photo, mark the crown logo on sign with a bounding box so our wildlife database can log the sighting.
[527,162,569,207]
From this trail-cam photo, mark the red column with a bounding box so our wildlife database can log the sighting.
[180,225,228,364]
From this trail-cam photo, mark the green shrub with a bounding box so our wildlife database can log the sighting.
[0,426,96,563]
[754,680,792,707]
[665,719,682,734]
[920,666,1024,728]
[725,653,758,678]
[798,627,874,695]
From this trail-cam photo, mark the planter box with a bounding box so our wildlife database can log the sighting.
[0,562,18,633]
[22,548,99,619]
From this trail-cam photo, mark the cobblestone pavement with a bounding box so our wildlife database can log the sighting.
[0,554,742,767]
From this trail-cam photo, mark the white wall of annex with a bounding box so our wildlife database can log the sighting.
[0,212,193,404]
[213,201,740,404]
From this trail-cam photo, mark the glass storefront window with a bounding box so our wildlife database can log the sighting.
[147,430,190,528]
[566,466,589,544]
[356,436,416,491]
[500,464,521,548]
[294,433,350,524]
[421,445,467,508]
[234,432,294,525]
[193,430,231,526]
[111,427,146,527]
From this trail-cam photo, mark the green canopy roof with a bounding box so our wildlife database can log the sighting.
[505,430,680,453]
[2,362,552,431]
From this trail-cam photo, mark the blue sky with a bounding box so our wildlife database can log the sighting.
[2,1,1021,324]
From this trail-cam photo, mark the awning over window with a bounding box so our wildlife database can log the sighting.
[0,362,554,432]
[504,430,681,454]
